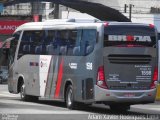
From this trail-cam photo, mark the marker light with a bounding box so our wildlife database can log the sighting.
[150,67,158,89]
[97,66,108,89]
[149,24,154,28]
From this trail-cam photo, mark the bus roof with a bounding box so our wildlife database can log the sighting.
[14,19,103,33]
[14,19,155,33]
[107,22,154,27]
[44,18,100,23]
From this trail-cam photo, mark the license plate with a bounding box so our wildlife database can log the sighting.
[124,93,135,97]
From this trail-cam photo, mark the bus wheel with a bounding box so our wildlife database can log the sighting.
[66,85,76,109]
[20,83,28,101]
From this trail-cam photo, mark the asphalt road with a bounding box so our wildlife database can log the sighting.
[0,84,160,120]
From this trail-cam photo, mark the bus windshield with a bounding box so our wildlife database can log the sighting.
[104,25,157,47]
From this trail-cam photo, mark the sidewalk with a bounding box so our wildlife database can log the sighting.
[131,101,160,114]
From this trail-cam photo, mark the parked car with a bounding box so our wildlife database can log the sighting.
[0,69,8,84]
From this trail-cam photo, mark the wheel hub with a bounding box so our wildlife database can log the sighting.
[67,89,72,106]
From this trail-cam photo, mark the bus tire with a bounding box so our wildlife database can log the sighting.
[30,96,38,102]
[66,85,76,109]
[20,83,29,101]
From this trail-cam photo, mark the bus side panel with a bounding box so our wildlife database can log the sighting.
[46,54,97,102]
[58,52,99,103]
[41,56,68,100]
[16,55,40,96]
[8,66,14,93]
[8,64,19,94]
[44,56,58,99]
[50,56,82,100]
[39,55,52,97]
[74,56,95,103]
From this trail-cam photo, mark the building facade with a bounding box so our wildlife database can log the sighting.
[84,0,160,31]
[1,0,160,31]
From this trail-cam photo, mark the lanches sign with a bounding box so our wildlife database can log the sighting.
[0,21,27,34]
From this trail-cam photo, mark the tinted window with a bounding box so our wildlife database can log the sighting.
[45,29,97,56]
[18,31,45,58]
[18,29,97,57]
[104,25,156,47]
[80,29,97,56]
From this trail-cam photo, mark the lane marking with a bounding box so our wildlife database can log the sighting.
[0,93,19,98]
[0,108,91,114]
[132,106,160,111]
[0,99,53,107]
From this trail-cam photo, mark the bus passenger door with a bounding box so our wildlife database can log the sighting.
[7,33,20,93]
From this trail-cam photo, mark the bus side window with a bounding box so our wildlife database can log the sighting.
[59,30,68,55]
[67,30,78,56]
[81,29,96,56]
[45,30,56,55]
[34,31,44,54]
[18,31,33,58]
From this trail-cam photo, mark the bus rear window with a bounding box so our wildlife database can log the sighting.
[104,25,156,47]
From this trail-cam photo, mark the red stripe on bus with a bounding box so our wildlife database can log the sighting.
[54,58,64,99]
[44,57,53,96]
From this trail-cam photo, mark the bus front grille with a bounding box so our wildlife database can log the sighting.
[108,54,152,64]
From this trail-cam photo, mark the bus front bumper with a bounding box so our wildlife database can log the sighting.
[94,85,156,104]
